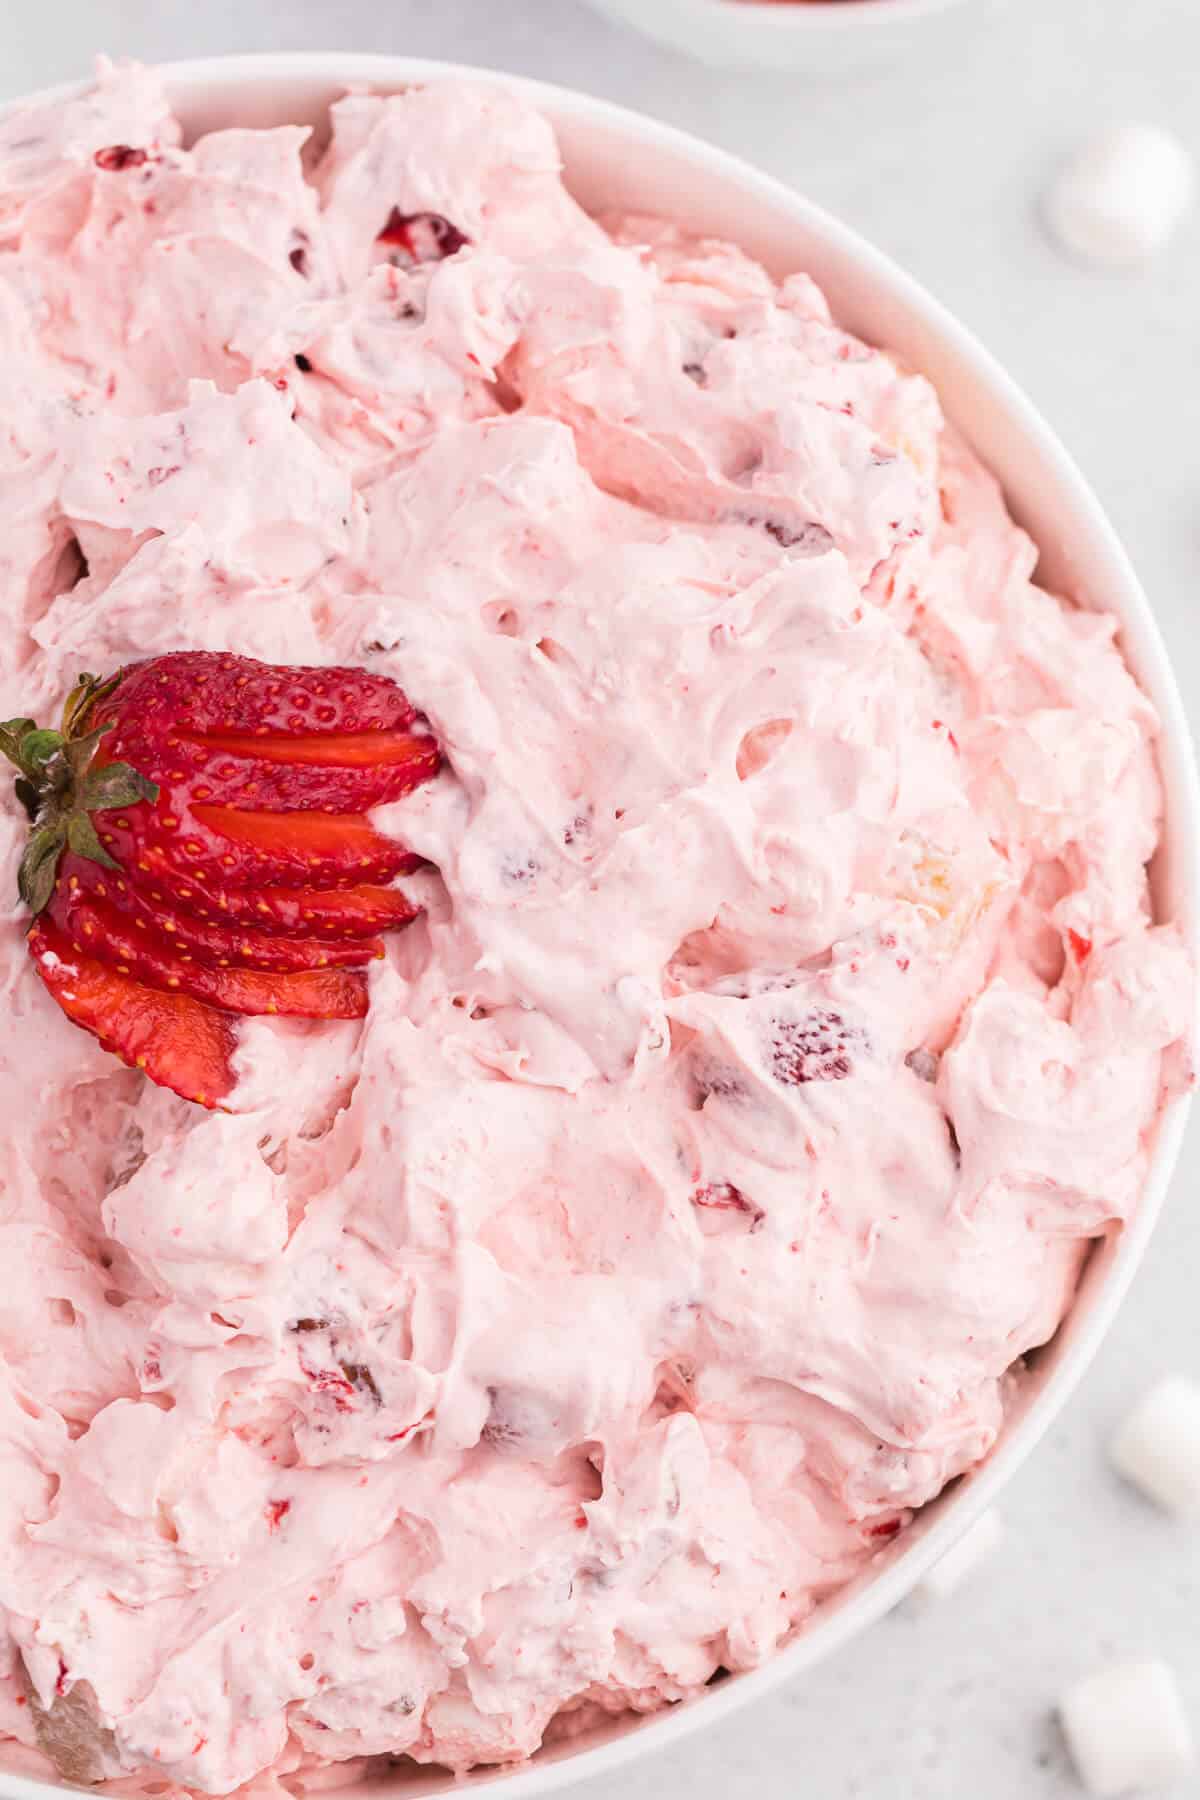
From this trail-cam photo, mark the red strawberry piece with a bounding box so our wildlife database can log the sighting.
[48,877,368,1019]
[194,804,405,884]
[375,209,470,266]
[83,653,437,895]
[2,653,441,1107]
[86,817,424,922]
[90,802,412,895]
[28,917,237,1108]
[692,1181,755,1213]
[48,854,407,973]
[90,651,438,816]
[93,145,149,172]
[762,519,834,553]
[769,1008,867,1085]
[160,879,419,939]
[54,857,385,973]
[228,881,418,936]
[690,1181,765,1235]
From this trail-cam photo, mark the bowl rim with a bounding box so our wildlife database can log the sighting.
[0,48,1196,1800]
[589,0,968,34]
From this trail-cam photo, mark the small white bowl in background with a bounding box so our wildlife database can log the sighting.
[585,0,972,74]
[0,49,1195,1800]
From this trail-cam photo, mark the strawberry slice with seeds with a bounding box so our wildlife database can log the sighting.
[96,727,439,818]
[148,878,418,940]
[48,881,368,1018]
[91,652,437,817]
[91,803,414,894]
[211,881,419,937]
[52,858,385,974]
[89,810,424,915]
[2,653,441,1108]
[80,653,438,893]
[28,917,237,1108]
[191,803,410,886]
[193,726,439,771]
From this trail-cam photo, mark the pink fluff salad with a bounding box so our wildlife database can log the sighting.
[0,57,1191,1800]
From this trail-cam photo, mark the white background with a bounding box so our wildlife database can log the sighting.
[4,1,1199,1795]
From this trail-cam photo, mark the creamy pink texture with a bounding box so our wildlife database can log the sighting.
[0,60,1191,1800]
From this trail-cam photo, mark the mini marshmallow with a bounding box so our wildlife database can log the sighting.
[1059,1659,1195,1798]
[1110,1374,1200,1518]
[1044,123,1195,267]
[910,1508,1003,1607]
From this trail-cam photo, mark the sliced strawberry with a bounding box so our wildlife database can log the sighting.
[91,806,423,907]
[375,210,469,266]
[97,652,420,738]
[211,881,418,936]
[192,803,408,885]
[48,883,368,1019]
[145,879,418,939]
[192,727,438,770]
[28,918,237,1109]
[53,854,385,973]
[201,727,431,763]
[91,653,439,816]
[91,728,439,817]
[92,803,413,893]
[81,651,438,894]
[73,867,418,939]
[123,899,382,974]
[4,652,442,1109]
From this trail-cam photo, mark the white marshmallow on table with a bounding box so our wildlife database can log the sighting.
[1044,123,1195,267]
[910,1507,1003,1606]
[1059,1659,1195,1798]
[1110,1374,1200,1518]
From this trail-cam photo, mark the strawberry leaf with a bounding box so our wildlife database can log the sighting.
[0,718,35,765]
[77,763,159,813]
[60,671,122,739]
[66,811,120,870]
[63,721,115,777]
[18,823,66,914]
[18,728,65,775]
[3,668,135,915]
[13,778,39,822]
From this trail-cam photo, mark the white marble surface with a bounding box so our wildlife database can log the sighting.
[4,1,1199,1794]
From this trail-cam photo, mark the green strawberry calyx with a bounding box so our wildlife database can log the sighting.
[0,671,160,914]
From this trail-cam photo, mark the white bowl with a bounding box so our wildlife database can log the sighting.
[585,0,972,73]
[0,50,1195,1800]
